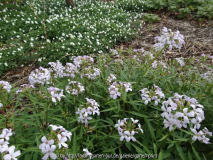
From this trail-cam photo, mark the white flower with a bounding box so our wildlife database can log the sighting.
[107,74,116,83]
[190,128,203,141]
[124,131,136,142]
[47,87,65,103]
[83,148,92,159]
[41,145,57,160]
[119,132,125,141]
[57,134,68,149]
[49,124,63,131]
[0,129,13,141]
[48,61,65,78]
[130,118,139,124]
[0,139,9,153]
[0,81,12,93]
[61,131,72,141]
[3,146,21,160]
[29,67,51,85]
[191,118,201,129]
[39,136,54,149]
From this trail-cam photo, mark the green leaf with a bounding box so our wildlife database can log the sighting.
[175,143,186,160]
[191,145,201,160]
[101,106,118,112]
[188,150,193,160]
[144,118,155,140]
[131,143,144,154]
[73,131,77,154]
[136,141,151,154]
[158,134,168,142]
[153,143,157,154]
[128,111,148,118]
[158,150,163,160]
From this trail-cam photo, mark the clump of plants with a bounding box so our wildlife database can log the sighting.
[0,28,212,159]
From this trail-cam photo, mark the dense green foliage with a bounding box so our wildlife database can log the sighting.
[0,47,213,159]
[143,0,213,19]
[0,0,144,76]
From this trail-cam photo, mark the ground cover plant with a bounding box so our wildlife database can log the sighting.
[0,0,145,76]
[0,26,213,159]
[143,0,213,20]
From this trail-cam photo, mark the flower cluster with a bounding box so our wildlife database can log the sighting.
[81,67,101,80]
[142,51,154,60]
[16,84,35,94]
[0,81,12,93]
[154,27,185,51]
[29,67,51,85]
[106,74,116,84]
[39,124,72,160]
[151,60,167,69]
[65,81,85,95]
[175,57,185,67]
[161,93,211,139]
[48,61,65,78]
[139,85,165,105]
[109,49,119,55]
[76,98,100,126]
[47,87,65,103]
[73,55,94,68]
[108,81,132,99]
[115,118,143,142]
[0,128,21,160]
[63,63,78,78]
[191,127,212,144]
[201,70,213,82]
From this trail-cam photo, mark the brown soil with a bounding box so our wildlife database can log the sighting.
[116,14,213,59]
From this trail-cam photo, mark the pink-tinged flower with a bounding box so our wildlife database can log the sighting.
[201,136,210,144]
[57,134,68,149]
[130,118,139,124]
[202,127,212,136]
[190,128,203,141]
[39,136,54,149]
[41,145,57,160]
[138,124,144,133]
[3,146,21,160]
